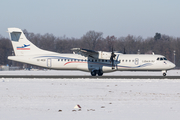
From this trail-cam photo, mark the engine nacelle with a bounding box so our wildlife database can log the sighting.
[97,51,111,59]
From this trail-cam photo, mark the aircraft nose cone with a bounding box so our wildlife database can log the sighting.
[172,63,176,68]
[170,63,176,69]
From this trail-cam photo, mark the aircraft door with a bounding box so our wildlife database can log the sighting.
[135,58,139,65]
[47,58,51,67]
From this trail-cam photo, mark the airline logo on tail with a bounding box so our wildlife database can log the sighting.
[17,44,30,50]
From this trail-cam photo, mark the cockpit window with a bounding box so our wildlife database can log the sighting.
[157,57,167,61]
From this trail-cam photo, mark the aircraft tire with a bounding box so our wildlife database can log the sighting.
[98,70,103,76]
[91,70,96,76]
[163,73,166,76]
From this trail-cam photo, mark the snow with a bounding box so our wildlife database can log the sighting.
[0,70,180,120]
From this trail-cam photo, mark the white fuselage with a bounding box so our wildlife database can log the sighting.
[7,27,176,76]
[8,53,175,73]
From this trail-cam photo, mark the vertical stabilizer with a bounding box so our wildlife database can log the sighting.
[8,28,48,56]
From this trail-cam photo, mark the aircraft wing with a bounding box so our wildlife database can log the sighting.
[71,48,99,58]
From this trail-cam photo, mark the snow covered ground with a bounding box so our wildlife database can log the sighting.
[0,70,180,120]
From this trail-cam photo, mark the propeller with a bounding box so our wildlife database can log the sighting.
[110,47,116,69]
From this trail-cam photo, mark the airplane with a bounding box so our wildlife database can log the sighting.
[7,28,176,76]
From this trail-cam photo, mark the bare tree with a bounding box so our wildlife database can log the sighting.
[105,36,117,51]
[0,37,13,65]
[81,31,103,50]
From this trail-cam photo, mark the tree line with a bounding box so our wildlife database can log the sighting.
[0,30,179,68]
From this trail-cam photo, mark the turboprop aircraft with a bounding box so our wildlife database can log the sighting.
[7,28,175,76]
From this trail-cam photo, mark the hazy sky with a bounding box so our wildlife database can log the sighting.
[0,0,180,38]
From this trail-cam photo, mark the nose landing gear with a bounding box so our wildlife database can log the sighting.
[162,70,167,76]
[163,73,166,76]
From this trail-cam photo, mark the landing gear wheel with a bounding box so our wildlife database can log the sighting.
[98,70,103,76]
[163,73,166,76]
[91,70,97,76]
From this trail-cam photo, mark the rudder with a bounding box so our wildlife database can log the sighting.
[8,28,43,56]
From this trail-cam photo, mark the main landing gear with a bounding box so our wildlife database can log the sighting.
[162,70,167,76]
[91,69,103,76]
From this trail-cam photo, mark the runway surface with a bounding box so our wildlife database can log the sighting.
[1,75,180,79]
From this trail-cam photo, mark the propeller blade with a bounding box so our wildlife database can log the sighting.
[110,47,116,69]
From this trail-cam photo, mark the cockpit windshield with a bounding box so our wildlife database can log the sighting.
[156,57,167,61]
[163,57,167,60]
